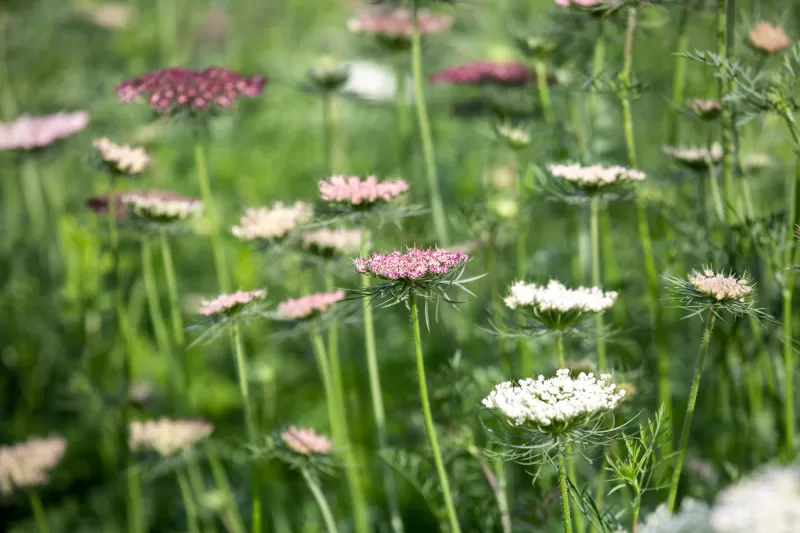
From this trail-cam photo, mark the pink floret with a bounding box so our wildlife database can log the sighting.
[199,289,266,316]
[354,248,468,280]
[277,290,346,320]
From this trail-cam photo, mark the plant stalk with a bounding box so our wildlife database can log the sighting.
[177,468,201,533]
[667,0,692,145]
[159,232,185,347]
[141,238,173,368]
[28,491,49,533]
[718,0,734,222]
[231,323,259,532]
[301,467,340,533]
[534,60,554,126]
[590,197,606,370]
[558,444,574,533]
[194,142,230,292]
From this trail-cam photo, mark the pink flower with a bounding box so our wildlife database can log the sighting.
[354,248,468,280]
[199,289,266,316]
[348,7,452,41]
[280,426,332,455]
[115,67,266,114]
[277,290,346,320]
[319,175,408,206]
[556,0,610,7]
[430,62,532,86]
[0,112,89,150]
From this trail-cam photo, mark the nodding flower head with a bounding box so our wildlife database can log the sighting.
[354,247,468,281]
[431,62,532,86]
[280,426,333,456]
[0,436,67,495]
[319,175,408,208]
[0,112,89,151]
[276,290,346,320]
[115,66,266,114]
[93,137,150,175]
[231,202,313,243]
[688,99,722,121]
[129,419,213,456]
[120,190,203,224]
[504,279,617,330]
[748,22,791,54]
[348,7,452,49]
[300,228,363,258]
[547,163,645,195]
[199,289,267,318]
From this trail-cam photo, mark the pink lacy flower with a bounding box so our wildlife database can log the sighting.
[556,0,612,7]
[277,290,346,320]
[115,66,266,113]
[199,289,266,316]
[319,175,408,206]
[354,248,468,280]
[430,62,532,86]
[280,426,332,455]
[348,7,452,40]
[0,112,89,150]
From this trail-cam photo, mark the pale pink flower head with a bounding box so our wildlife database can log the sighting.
[93,137,150,174]
[354,247,468,281]
[129,418,213,456]
[121,190,203,224]
[348,7,452,49]
[0,112,89,151]
[556,0,613,7]
[300,228,363,257]
[232,202,314,242]
[431,62,532,86]
[115,66,267,114]
[280,426,332,456]
[319,175,408,208]
[277,290,346,320]
[0,435,67,495]
[748,22,791,54]
[199,289,267,317]
[688,98,722,121]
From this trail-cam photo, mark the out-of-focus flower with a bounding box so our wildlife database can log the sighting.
[354,248,468,281]
[0,112,89,150]
[277,290,346,320]
[231,202,313,243]
[711,464,800,533]
[504,280,617,330]
[307,56,350,93]
[489,196,519,220]
[663,144,723,170]
[516,36,556,60]
[339,60,404,102]
[494,122,531,150]
[547,163,645,194]
[741,153,772,171]
[300,228,363,257]
[688,98,722,121]
[86,193,127,217]
[638,499,713,533]
[431,62,532,86]
[115,67,266,114]
[0,436,67,495]
[748,22,791,54]
[93,137,150,174]
[203,7,228,45]
[556,0,614,8]
[348,7,452,49]
[121,190,202,224]
[129,380,155,407]
[199,289,267,317]
[129,419,213,456]
[689,269,753,302]
[280,426,333,455]
[85,2,135,30]
[319,175,408,208]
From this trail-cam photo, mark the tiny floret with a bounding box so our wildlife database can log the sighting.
[689,269,753,302]
[280,426,333,456]
[129,419,213,456]
[0,112,89,151]
[547,163,645,192]
[277,290,346,320]
[93,137,150,174]
[319,175,408,207]
[232,202,313,242]
[0,436,67,495]
[121,190,202,223]
[354,248,468,280]
[748,22,791,54]
[199,289,266,317]
[300,228,363,256]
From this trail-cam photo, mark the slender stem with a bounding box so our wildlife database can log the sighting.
[206,445,246,533]
[534,61,554,126]
[20,159,47,240]
[590,198,606,370]
[141,238,172,362]
[194,142,230,292]
[620,7,638,168]
[782,287,796,460]
[177,468,201,533]
[631,494,641,533]
[513,150,532,377]
[186,457,219,533]
[567,92,588,159]
[468,446,511,533]
[411,0,448,246]
[558,444,574,533]
[301,467,340,533]
[28,491,49,533]
[668,311,716,511]
[395,63,410,168]
[409,295,462,533]
[718,0,734,222]
[159,232,185,346]
[127,466,144,533]
[589,22,606,135]
[667,0,691,145]
[322,94,335,174]
[556,331,566,369]
[707,124,725,222]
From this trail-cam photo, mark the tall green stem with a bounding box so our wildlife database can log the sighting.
[667,0,691,145]
[589,22,606,135]
[534,61,554,126]
[159,232,185,347]
[395,63,411,169]
[322,94,335,174]
[194,142,230,292]
[409,295,462,533]
[206,444,246,533]
[177,468,200,533]
[411,0,449,246]
[556,331,566,369]
[556,332,584,533]
[20,159,47,241]
[557,444,574,533]
[718,0,734,221]
[590,198,606,371]
[141,238,172,362]
[668,311,716,511]
[127,467,144,533]
[301,467,340,533]
[28,491,49,533]
[467,445,511,533]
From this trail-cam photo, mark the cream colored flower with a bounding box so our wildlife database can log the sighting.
[93,137,150,174]
[748,22,791,54]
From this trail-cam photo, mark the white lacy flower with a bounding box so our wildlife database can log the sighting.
[505,280,617,312]
[547,163,645,190]
[689,269,752,302]
[711,464,800,533]
[93,137,150,174]
[130,419,213,456]
[482,369,625,428]
[639,499,713,533]
[231,202,313,242]
[122,192,202,223]
[662,144,723,166]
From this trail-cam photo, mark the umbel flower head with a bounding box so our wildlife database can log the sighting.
[504,280,617,331]
[494,121,531,150]
[115,66,267,114]
[688,98,722,121]
[637,499,713,533]
[280,426,333,456]
[348,7,452,50]
[663,144,723,171]
[300,228,363,258]
[546,163,645,197]
[93,137,150,174]
[199,289,267,318]
[319,175,408,209]
[431,62,532,87]
[0,112,89,151]
[231,202,314,243]
[667,267,767,320]
[129,419,213,456]
[121,190,203,225]
[748,22,791,54]
[0,436,67,495]
[277,290,346,320]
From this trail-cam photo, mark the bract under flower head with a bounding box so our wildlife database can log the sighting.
[231,202,313,242]
[277,290,346,320]
[354,247,468,281]
[199,289,266,317]
[115,66,266,114]
[129,418,213,456]
[663,143,723,171]
[0,436,67,495]
[93,137,150,174]
[0,112,89,151]
[319,175,408,208]
[482,369,625,433]
[689,269,753,302]
[300,228,363,257]
[121,190,202,224]
[547,163,645,194]
[504,280,617,330]
[348,7,452,50]
[688,98,722,121]
[748,22,791,54]
[431,62,532,86]
[280,426,333,456]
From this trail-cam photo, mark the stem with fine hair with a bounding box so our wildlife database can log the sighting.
[28,491,49,533]
[301,467,340,533]
[556,332,584,533]
[513,150,533,378]
[557,443,574,533]
[360,229,405,533]
[194,142,230,292]
[667,310,716,511]
[409,294,462,533]
[411,0,449,246]
[718,0,734,222]
[177,468,200,533]
[667,0,692,145]
[534,60,554,126]
[590,197,606,370]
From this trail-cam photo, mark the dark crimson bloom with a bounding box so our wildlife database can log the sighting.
[430,62,532,86]
[86,193,127,218]
[115,66,267,114]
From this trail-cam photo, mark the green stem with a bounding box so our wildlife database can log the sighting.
[667,0,691,145]
[556,331,566,369]
[206,445,246,533]
[567,91,588,160]
[667,311,716,511]
[396,63,410,168]
[620,6,638,168]
[534,61,554,126]
[194,142,230,293]
[558,444,574,533]
[186,457,218,533]
[157,0,177,63]
[468,446,511,533]
[159,232,185,346]
[301,467,340,533]
[127,466,144,533]
[141,238,172,364]
[28,491,49,533]
[718,0,734,222]
[409,295,462,533]
[20,159,47,243]
[707,124,725,222]
[177,468,200,533]
[631,495,641,533]
[589,22,606,135]
[322,94,335,174]
[411,0,449,246]
[590,198,606,370]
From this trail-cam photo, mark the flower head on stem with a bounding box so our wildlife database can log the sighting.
[281,427,333,456]
[299,228,363,259]
[666,267,769,321]
[493,121,532,150]
[121,190,203,225]
[663,144,723,171]
[688,98,722,121]
[0,436,67,495]
[307,56,350,93]
[277,290,346,321]
[319,175,409,209]
[129,419,213,456]
[199,289,267,319]
[231,202,313,244]
[431,61,533,86]
[348,7,452,51]
[93,137,150,175]
[748,22,791,54]
[0,112,89,151]
[546,163,645,198]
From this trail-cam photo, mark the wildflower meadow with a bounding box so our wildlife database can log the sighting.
[4,0,800,532]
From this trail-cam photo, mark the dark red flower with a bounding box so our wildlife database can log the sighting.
[430,62,533,87]
[115,66,267,114]
[86,194,128,218]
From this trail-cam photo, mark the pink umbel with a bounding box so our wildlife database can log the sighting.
[232,202,313,242]
[319,175,408,206]
[129,418,214,456]
[115,66,266,113]
[121,190,203,222]
[0,112,89,150]
[348,7,452,40]
[277,290,346,320]
[199,289,266,316]
[301,228,362,255]
[93,137,150,174]
[556,0,611,7]
[430,62,531,86]
[280,426,333,455]
[0,436,67,495]
[354,248,468,280]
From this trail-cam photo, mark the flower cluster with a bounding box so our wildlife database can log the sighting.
[319,175,408,208]
[689,269,753,302]
[121,190,202,224]
[129,419,214,456]
[93,137,150,174]
[354,248,468,281]
[231,202,313,242]
[0,436,67,495]
[431,62,531,86]
[0,112,89,151]
[494,122,531,150]
[688,99,722,121]
[555,0,612,7]
[277,290,346,320]
[347,7,452,44]
[280,427,333,456]
[547,163,645,193]
[748,22,791,54]
[663,144,723,169]
[84,2,135,30]
[115,66,267,113]
[300,228,363,257]
[482,369,625,430]
[199,289,267,317]
[638,499,713,533]
[504,280,617,330]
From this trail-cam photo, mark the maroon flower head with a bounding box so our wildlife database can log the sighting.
[115,66,267,114]
[86,193,128,218]
[354,247,468,281]
[430,62,532,87]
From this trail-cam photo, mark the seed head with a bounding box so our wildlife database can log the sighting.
[300,228,363,257]
[277,290,346,320]
[129,419,213,456]
[199,289,266,317]
[231,202,313,242]
[688,98,722,121]
[319,175,408,208]
[280,426,333,456]
[121,190,202,224]
[431,61,532,86]
[0,436,67,495]
[689,269,753,302]
[93,137,150,174]
[748,22,791,54]
[0,112,89,151]
[354,247,468,281]
[547,163,645,193]
[348,7,451,49]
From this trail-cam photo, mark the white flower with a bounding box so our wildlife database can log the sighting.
[93,137,150,174]
[638,499,713,533]
[121,191,202,223]
[0,436,67,495]
[547,163,645,190]
[689,269,752,302]
[711,464,800,533]
[231,202,313,242]
[505,280,617,312]
[129,419,213,456]
[482,369,626,428]
[662,144,723,166]
[300,228,363,256]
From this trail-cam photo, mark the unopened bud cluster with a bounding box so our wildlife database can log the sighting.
[232,202,313,242]
[280,426,333,456]
[0,436,67,495]
[129,419,214,456]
